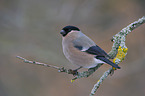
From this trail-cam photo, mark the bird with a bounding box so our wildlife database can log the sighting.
[60,25,120,73]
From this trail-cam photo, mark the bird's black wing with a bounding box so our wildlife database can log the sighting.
[78,45,111,58]
[74,45,120,69]
[72,33,111,58]
[86,45,108,56]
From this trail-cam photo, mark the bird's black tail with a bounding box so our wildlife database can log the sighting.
[95,56,121,69]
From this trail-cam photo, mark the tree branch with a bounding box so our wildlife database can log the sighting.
[89,16,145,96]
[16,55,103,79]
[16,16,145,96]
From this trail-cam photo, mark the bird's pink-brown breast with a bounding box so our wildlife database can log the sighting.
[62,31,96,68]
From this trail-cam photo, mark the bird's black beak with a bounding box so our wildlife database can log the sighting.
[60,30,66,36]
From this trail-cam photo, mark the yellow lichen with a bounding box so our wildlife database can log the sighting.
[71,79,75,83]
[97,80,100,82]
[113,46,128,63]
[112,67,116,70]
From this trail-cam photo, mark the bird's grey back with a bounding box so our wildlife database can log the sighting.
[72,32,96,51]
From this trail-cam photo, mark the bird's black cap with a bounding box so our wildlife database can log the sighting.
[60,26,80,37]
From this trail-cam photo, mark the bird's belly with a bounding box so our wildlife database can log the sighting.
[63,46,96,68]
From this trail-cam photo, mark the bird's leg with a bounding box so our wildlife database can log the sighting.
[71,66,82,76]
[110,67,117,76]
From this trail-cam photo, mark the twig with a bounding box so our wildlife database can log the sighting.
[16,56,103,79]
[16,56,60,69]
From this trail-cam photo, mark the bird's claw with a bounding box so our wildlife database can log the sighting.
[110,67,117,76]
[68,69,78,76]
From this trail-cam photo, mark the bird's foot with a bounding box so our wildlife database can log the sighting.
[68,69,78,76]
[68,66,82,76]
[110,67,117,76]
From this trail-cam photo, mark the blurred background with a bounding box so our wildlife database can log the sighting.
[0,0,145,96]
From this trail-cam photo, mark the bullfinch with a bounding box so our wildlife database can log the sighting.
[60,25,120,71]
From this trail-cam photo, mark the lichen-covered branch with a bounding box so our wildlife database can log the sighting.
[89,16,145,96]
[109,16,145,58]
[16,55,103,79]
[16,16,145,96]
